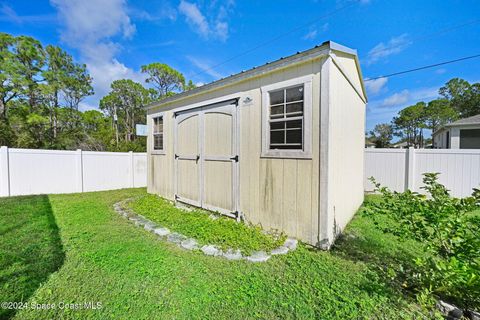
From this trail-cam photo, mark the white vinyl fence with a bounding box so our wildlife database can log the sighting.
[0,146,147,197]
[365,148,480,198]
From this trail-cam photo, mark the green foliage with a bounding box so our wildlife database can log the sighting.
[128,194,286,255]
[368,123,393,148]
[0,195,64,319]
[141,62,185,97]
[392,102,427,148]
[440,78,480,117]
[2,189,430,319]
[365,174,480,309]
[424,98,458,132]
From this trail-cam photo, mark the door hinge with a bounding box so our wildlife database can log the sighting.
[175,154,179,159]
[174,194,179,200]
[230,155,239,162]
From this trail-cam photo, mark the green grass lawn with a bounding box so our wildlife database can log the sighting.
[0,190,434,319]
[128,194,286,255]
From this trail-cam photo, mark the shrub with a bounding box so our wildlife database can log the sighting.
[364,173,480,309]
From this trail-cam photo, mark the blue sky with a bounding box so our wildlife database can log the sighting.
[1,0,479,134]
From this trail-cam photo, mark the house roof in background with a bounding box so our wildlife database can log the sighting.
[433,113,480,136]
[446,114,480,126]
[146,41,364,110]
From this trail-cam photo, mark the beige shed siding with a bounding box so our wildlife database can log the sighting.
[148,58,323,245]
[147,110,175,200]
[325,55,365,243]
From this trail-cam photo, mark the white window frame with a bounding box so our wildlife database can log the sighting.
[261,75,313,159]
[151,112,165,155]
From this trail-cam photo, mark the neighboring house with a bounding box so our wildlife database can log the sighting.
[392,141,409,149]
[433,114,480,149]
[145,41,367,249]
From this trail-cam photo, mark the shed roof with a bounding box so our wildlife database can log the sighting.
[146,41,365,110]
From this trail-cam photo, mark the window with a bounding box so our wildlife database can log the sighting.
[153,116,164,151]
[268,85,304,150]
[261,76,312,158]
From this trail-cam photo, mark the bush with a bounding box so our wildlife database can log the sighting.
[365,173,480,309]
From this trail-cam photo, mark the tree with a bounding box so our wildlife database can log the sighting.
[424,99,458,132]
[13,36,45,110]
[100,79,152,148]
[439,78,480,117]
[184,79,196,91]
[0,33,19,121]
[141,63,185,97]
[41,45,93,144]
[368,123,393,148]
[393,102,427,148]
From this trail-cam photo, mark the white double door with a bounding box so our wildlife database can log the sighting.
[174,99,239,217]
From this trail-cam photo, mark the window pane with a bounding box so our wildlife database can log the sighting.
[154,134,163,150]
[286,102,303,115]
[286,120,302,129]
[286,85,303,102]
[270,130,284,144]
[269,90,284,105]
[270,105,284,117]
[154,117,163,134]
[270,121,285,130]
[286,129,302,144]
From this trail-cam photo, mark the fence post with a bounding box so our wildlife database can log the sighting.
[129,151,134,188]
[76,149,83,193]
[406,147,415,191]
[0,146,10,197]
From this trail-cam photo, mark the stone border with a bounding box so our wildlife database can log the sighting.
[113,199,297,262]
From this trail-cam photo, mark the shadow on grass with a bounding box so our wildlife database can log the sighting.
[331,212,424,303]
[0,195,65,320]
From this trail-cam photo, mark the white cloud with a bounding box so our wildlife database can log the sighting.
[50,0,144,105]
[0,3,56,24]
[366,34,411,65]
[187,56,224,79]
[302,23,328,41]
[381,89,410,108]
[178,0,209,37]
[178,0,234,41]
[365,77,388,95]
[371,86,439,109]
[303,29,317,40]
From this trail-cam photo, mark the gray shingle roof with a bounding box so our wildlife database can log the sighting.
[447,114,480,126]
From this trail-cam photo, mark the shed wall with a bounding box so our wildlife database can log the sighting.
[323,56,365,244]
[147,58,324,244]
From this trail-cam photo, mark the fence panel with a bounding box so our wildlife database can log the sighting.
[0,147,147,197]
[364,149,407,192]
[365,148,480,198]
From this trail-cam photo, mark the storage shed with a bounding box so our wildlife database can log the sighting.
[146,41,367,248]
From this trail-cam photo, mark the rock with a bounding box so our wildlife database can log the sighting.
[181,238,198,250]
[284,238,298,251]
[270,246,289,255]
[154,227,170,237]
[222,249,243,260]
[465,310,480,320]
[134,219,149,227]
[144,222,156,232]
[167,233,187,244]
[436,300,463,319]
[246,251,270,263]
[201,245,222,256]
